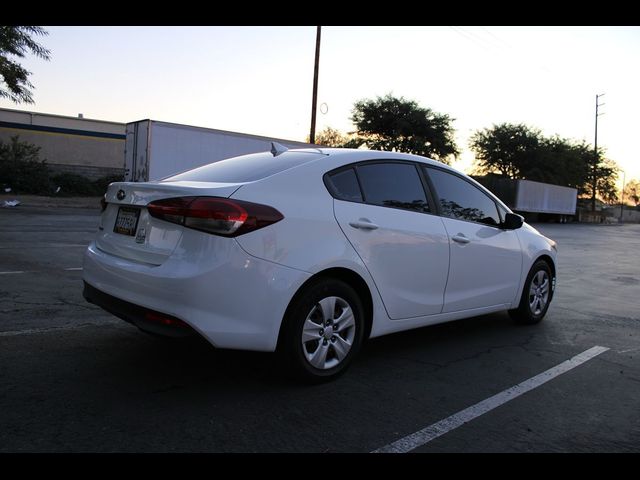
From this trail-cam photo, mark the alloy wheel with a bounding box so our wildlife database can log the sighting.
[301,296,356,370]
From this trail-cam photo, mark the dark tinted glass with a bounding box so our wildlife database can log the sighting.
[357,163,429,213]
[427,168,500,226]
[327,169,363,202]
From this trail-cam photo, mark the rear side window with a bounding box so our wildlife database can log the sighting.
[326,168,363,202]
[426,167,501,226]
[357,163,429,213]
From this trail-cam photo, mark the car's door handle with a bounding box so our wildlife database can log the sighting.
[349,219,379,230]
[452,234,470,244]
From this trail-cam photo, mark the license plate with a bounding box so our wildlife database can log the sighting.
[114,207,140,236]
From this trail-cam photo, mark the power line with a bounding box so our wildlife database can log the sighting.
[479,26,512,49]
[449,26,490,51]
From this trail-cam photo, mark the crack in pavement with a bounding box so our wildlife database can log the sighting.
[381,335,540,371]
[1,298,98,312]
[553,305,640,323]
[0,320,127,337]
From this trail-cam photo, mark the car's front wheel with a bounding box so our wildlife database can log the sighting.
[509,260,553,325]
[279,278,365,383]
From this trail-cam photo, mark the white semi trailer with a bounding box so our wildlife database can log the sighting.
[477,176,578,222]
[513,179,577,217]
[124,119,314,182]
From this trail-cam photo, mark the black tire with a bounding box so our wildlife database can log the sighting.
[278,278,365,383]
[509,260,553,325]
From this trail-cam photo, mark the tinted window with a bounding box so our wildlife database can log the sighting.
[426,168,501,226]
[162,151,316,183]
[357,163,429,213]
[327,168,363,202]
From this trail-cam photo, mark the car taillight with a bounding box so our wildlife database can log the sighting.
[146,196,283,237]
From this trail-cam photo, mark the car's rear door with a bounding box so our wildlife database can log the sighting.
[329,161,450,320]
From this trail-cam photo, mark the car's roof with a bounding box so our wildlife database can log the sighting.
[287,147,457,173]
[159,146,511,213]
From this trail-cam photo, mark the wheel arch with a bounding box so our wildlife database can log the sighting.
[536,254,556,278]
[276,267,374,351]
[524,254,556,303]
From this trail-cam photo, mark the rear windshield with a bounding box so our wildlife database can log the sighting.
[161,151,317,183]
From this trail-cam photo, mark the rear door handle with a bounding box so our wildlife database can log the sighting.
[349,219,379,230]
[452,234,470,244]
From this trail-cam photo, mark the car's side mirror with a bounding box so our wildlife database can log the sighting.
[503,212,524,230]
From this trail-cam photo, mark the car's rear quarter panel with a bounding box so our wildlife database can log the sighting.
[230,154,391,336]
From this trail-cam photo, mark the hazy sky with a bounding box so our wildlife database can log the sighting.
[2,26,639,183]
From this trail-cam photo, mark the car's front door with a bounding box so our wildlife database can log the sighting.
[424,167,523,313]
[328,162,450,320]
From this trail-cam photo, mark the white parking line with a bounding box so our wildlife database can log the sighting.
[372,345,609,453]
[0,271,26,275]
[64,267,83,271]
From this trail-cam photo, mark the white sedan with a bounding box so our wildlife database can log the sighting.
[83,146,557,382]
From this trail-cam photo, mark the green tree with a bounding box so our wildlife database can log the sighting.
[348,94,459,164]
[471,122,619,205]
[535,136,591,191]
[306,127,350,147]
[0,26,50,104]
[623,179,640,207]
[470,123,542,178]
[586,154,619,205]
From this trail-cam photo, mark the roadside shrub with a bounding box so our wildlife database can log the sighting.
[0,136,51,194]
[93,174,123,193]
[51,173,124,197]
[51,172,97,196]
[1,135,124,196]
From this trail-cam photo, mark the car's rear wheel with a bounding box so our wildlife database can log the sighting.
[279,278,365,383]
[509,260,553,325]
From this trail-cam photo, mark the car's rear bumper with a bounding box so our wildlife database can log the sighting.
[82,234,311,351]
[83,281,196,338]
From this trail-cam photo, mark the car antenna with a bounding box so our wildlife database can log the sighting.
[270,142,288,157]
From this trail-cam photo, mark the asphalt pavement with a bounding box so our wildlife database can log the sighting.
[1,204,638,452]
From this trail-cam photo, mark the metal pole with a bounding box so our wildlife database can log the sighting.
[309,26,322,144]
[620,170,626,222]
[592,95,598,213]
[592,93,605,213]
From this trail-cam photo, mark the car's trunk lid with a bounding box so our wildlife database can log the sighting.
[95,181,243,265]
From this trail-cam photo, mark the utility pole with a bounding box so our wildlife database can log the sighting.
[309,26,322,144]
[619,170,626,222]
[592,93,605,213]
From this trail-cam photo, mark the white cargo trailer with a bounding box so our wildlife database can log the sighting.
[513,179,577,215]
[475,176,578,221]
[124,119,314,182]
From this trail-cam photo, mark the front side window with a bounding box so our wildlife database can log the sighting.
[356,163,429,213]
[426,167,501,226]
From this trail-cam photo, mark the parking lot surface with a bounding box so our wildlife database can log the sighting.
[1,205,639,452]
